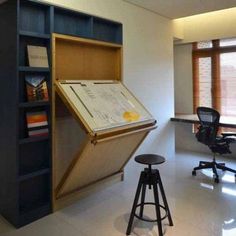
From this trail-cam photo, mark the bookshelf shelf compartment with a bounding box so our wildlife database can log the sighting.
[19,174,50,215]
[19,72,50,104]
[19,30,51,39]
[19,140,50,176]
[19,35,50,68]
[20,201,50,216]
[19,202,50,227]
[19,168,50,182]
[19,136,49,145]
[19,67,50,72]
[19,107,50,140]
[19,0,50,35]
[93,18,122,44]
[19,101,50,108]
[54,7,92,38]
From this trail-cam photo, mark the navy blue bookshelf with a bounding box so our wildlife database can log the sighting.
[18,66,50,72]
[54,7,93,38]
[0,0,122,228]
[18,168,50,182]
[19,136,49,145]
[19,101,50,108]
[19,30,51,39]
[93,17,123,44]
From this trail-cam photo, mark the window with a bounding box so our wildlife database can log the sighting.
[197,41,213,49]
[198,57,212,107]
[193,39,236,130]
[220,38,236,47]
[220,52,236,116]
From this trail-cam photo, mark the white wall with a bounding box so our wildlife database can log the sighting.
[174,44,193,114]
[39,0,175,158]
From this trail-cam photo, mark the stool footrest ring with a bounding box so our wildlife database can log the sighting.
[134,202,168,223]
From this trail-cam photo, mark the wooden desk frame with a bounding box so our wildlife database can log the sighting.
[52,34,156,210]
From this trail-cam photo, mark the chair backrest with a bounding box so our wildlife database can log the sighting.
[195,107,220,146]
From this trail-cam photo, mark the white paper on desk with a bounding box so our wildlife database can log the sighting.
[58,80,154,132]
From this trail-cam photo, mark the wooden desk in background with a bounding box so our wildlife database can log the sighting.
[171,114,236,129]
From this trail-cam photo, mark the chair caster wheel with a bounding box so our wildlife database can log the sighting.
[192,170,196,176]
[215,178,219,183]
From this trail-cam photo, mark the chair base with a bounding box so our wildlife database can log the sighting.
[192,160,236,183]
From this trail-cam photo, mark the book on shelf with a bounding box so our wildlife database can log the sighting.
[25,75,49,102]
[27,45,49,68]
[26,111,49,137]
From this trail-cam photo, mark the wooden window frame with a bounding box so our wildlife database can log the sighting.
[192,40,236,114]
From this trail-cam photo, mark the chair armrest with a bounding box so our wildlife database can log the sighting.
[220,133,236,144]
[222,132,236,137]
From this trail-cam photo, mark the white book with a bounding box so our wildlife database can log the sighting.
[27,45,49,68]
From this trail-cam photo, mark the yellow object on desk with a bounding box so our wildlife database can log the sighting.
[123,111,140,122]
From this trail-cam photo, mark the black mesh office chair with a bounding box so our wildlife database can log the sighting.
[192,107,236,183]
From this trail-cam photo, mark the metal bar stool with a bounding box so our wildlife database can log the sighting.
[126,154,173,235]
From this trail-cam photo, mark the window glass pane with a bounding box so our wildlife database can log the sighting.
[197,41,213,49]
[220,38,236,47]
[199,57,212,107]
[220,52,236,116]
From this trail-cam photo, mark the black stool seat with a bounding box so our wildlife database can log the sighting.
[135,154,165,165]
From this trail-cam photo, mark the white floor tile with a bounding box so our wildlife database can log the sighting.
[1,150,236,236]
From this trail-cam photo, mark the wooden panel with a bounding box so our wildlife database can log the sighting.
[53,34,122,81]
[56,130,149,198]
[54,172,123,211]
[54,115,87,187]
[51,33,155,212]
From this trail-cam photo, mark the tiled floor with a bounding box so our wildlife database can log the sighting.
[1,150,236,236]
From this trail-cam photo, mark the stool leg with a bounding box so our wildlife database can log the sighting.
[139,184,147,218]
[126,173,143,235]
[148,165,152,189]
[157,171,173,226]
[153,183,163,236]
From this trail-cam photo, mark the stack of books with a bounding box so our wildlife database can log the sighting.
[25,45,50,138]
[26,111,49,137]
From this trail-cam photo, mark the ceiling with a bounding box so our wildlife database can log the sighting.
[124,0,236,19]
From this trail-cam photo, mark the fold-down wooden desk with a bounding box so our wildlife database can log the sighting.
[52,34,156,210]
